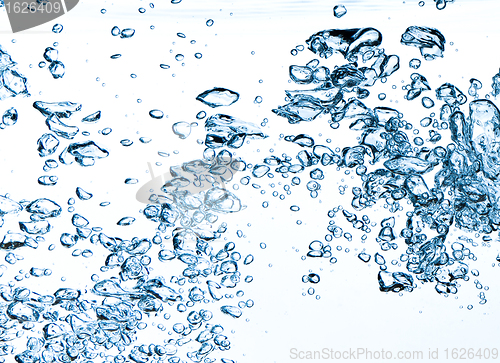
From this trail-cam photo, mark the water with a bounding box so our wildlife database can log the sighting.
[1,0,500,362]
[196,88,240,108]
[401,26,446,60]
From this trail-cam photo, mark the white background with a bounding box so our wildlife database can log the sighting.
[1,0,500,362]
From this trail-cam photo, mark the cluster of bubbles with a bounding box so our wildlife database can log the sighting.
[1,0,499,362]
[261,22,498,300]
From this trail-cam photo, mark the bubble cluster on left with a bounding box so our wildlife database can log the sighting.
[0,5,257,362]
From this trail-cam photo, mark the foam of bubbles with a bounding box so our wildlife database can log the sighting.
[1,1,499,362]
